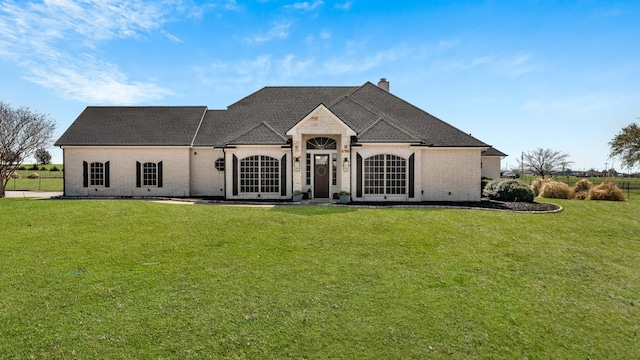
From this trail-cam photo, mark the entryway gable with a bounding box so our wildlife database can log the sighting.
[286,104,356,137]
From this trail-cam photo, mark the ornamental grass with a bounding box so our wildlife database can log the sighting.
[538,180,573,199]
[572,179,593,200]
[588,181,626,201]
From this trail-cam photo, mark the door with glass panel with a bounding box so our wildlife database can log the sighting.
[314,154,330,198]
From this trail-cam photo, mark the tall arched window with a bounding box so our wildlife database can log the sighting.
[364,154,406,195]
[90,162,104,186]
[240,155,279,193]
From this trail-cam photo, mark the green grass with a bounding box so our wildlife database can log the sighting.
[1,199,638,359]
[5,164,63,192]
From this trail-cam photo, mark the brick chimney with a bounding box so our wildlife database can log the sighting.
[377,78,389,92]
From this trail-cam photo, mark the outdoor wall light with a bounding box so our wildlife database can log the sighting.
[342,157,349,172]
[294,157,301,172]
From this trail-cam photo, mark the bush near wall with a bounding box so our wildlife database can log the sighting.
[483,179,534,202]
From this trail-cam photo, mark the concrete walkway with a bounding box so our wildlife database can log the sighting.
[4,191,63,198]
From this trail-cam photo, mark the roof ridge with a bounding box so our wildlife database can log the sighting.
[190,107,209,147]
[228,121,288,144]
[359,117,421,142]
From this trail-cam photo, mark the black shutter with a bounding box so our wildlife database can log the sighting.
[232,155,238,196]
[157,161,163,188]
[356,153,362,198]
[82,161,88,187]
[104,161,110,188]
[280,155,287,196]
[136,161,141,188]
[409,154,415,198]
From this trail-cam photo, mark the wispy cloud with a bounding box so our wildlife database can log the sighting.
[23,53,171,104]
[285,1,324,11]
[196,54,315,88]
[247,21,293,43]
[323,45,413,74]
[0,0,203,103]
[436,52,535,77]
[334,1,353,10]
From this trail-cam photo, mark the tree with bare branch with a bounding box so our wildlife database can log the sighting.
[518,148,571,177]
[1,102,56,197]
[609,123,640,171]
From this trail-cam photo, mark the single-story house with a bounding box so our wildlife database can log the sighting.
[55,79,506,202]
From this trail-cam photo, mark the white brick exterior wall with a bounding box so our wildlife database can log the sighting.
[421,148,482,201]
[190,148,225,197]
[62,146,191,197]
[481,156,501,180]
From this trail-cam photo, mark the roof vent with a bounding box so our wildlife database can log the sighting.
[377,78,389,92]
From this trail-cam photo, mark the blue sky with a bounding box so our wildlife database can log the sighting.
[1,0,638,171]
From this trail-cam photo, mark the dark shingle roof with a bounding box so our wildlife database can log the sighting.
[482,147,508,157]
[55,106,207,146]
[57,82,490,149]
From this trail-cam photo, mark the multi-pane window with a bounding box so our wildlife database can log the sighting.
[306,154,311,185]
[364,155,406,195]
[143,162,157,186]
[306,137,337,150]
[332,153,337,186]
[90,162,104,186]
[136,161,162,188]
[240,155,279,193]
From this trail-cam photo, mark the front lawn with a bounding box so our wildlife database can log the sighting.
[1,199,638,358]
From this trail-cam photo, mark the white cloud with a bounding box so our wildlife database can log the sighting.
[0,0,208,104]
[196,54,315,88]
[334,1,352,10]
[323,45,412,74]
[22,52,171,104]
[247,21,292,43]
[286,1,324,11]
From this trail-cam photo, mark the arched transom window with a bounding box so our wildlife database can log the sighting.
[364,154,406,195]
[306,137,337,150]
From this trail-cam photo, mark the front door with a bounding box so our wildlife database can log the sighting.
[314,154,330,198]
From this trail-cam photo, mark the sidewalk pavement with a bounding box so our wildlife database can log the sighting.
[5,191,63,198]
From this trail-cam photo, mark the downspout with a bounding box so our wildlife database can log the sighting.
[349,139,353,201]
[61,146,66,196]
[290,144,294,197]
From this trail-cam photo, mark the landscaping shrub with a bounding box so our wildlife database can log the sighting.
[29,164,38,170]
[539,180,573,199]
[572,179,593,200]
[27,172,40,179]
[39,166,47,171]
[483,179,534,202]
[17,165,27,170]
[588,182,625,201]
[50,165,60,172]
[531,178,552,197]
[481,177,492,191]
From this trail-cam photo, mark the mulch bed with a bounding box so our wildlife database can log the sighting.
[348,200,562,212]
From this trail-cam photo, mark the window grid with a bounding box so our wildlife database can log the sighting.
[306,154,311,185]
[143,162,157,186]
[90,162,104,186]
[364,155,406,195]
[240,155,279,193]
[332,153,337,186]
[306,137,337,150]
